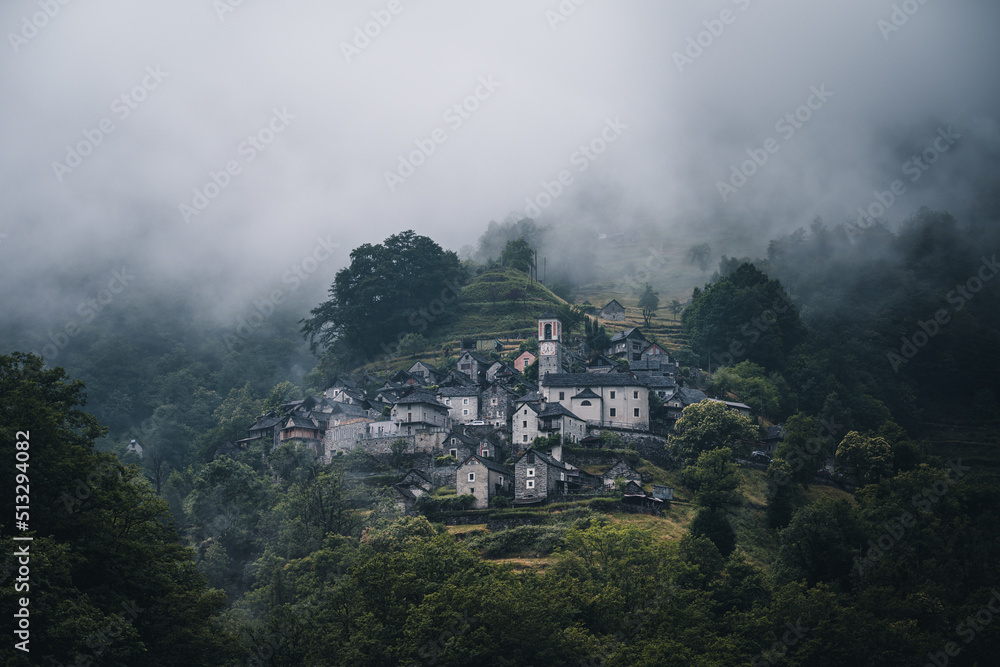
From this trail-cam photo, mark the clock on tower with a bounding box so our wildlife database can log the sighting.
[538,313,562,378]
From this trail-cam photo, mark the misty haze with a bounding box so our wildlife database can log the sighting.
[2,2,1000,665]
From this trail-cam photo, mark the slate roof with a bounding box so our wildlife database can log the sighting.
[677,387,708,405]
[395,390,448,409]
[249,414,283,431]
[571,387,602,400]
[541,373,642,388]
[609,328,648,344]
[538,403,584,421]
[460,350,491,364]
[601,299,624,311]
[460,453,513,475]
[445,431,479,446]
[284,415,319,429]
[516,448,570,470]
[437,386,480,397]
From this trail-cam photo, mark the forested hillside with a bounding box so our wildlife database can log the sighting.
[3,211,1000,666]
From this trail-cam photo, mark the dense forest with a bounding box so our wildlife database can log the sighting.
[3,210,1000,665]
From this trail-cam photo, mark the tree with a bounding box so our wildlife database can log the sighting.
[682,447,742,511]
[835,431,894,487]
[0,353,240,666]
[301,231,465,362]
[669,299,683,321]
[774,413,829,484]
[687,243,712,272]
[668,399,758,465]
[499,238,535,274]
[637,283,660,326]
[681,262,804,372]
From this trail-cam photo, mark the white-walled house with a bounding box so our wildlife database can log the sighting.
[541,373,649,431]
[391,390,452,435]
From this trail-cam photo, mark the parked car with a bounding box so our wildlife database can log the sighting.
[750,450,772,465]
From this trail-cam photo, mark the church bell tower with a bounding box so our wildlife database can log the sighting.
[538,313,562,378]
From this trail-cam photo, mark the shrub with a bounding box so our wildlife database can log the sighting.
[465,524,568,558]
[589,497,622,513]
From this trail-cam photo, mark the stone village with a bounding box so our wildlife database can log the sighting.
[234,312,757,512]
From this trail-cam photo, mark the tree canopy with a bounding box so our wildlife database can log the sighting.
[301,231,465,364]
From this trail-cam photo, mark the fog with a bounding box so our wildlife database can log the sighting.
[2,0,999,334]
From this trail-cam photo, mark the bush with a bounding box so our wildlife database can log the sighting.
[465,524,568,558]
[435,455,458,466]
[589,497,622,513]
[489,495,512,509]
[416,494,476,513]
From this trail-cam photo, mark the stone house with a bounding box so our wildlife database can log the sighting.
[391,390,452,435]
[481,381,521,429]
[513,448,572,503]
[603,459,643,488]
[600,299,626,321]
[442,430,479,461]
[607,328,649,361]
[456,454,513,509]
[457,350,492,384]
[436,386,481,423]
[324,417,374,459]
[407,361,441,385]
[393,469,433,513]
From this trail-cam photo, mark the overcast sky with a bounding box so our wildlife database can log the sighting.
[2,0,999,328]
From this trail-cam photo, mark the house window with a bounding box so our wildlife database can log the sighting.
[559,392,565,400]
[610,408,617,417]
[445,398,451,405]
[463,409,469,415]
[468,472,475,482]
[633,391,639,399]
[463,398,469,405]
[523,435,528,442]
[450,449,457,457]
[407,413,412,422]
[527,480,535,489]
[482,449,489,457]
[581,400,592,406]
[610,391,616,399]
[523,420,527,428]
[527,468,535,477]
[499,475,503,485]
[492,398,498,405]
[634,408,640,417]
